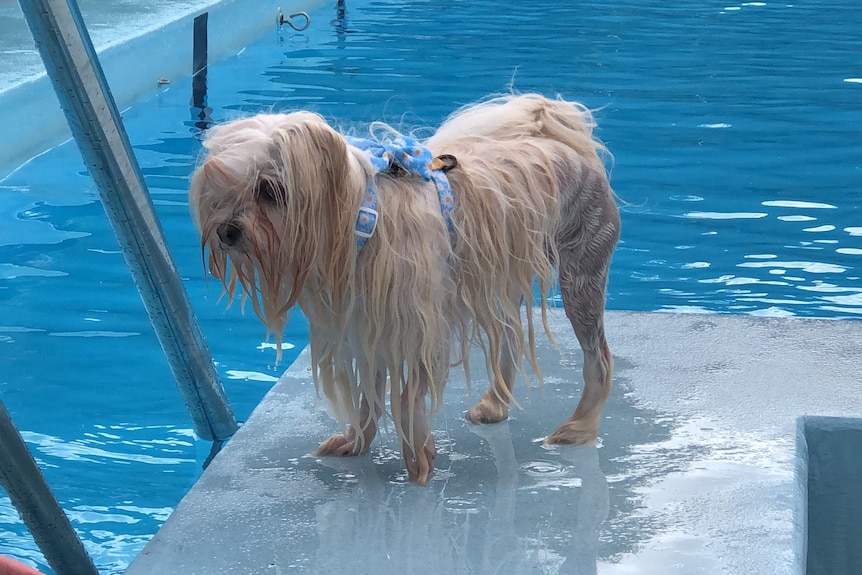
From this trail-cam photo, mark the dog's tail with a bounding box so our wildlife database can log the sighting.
[427,93,607,162]
[427,93,614,396]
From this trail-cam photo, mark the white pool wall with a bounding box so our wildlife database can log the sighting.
[0,0,326,178]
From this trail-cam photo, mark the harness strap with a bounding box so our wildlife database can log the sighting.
[346,135,456,250]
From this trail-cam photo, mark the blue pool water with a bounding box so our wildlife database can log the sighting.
[0,0,860,572]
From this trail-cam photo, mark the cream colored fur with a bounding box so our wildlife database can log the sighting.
[189,94,620,485]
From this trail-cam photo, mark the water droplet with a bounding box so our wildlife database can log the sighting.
[444,496,480,514]
[372,447,402,464]
[435,436,456,453]
[386,471,409,485]
[333,471,358,483]
[520,460,566,477]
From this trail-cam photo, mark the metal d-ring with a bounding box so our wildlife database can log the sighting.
[277,8,310,31]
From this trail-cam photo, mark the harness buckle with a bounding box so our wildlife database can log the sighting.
[354,206,379,239]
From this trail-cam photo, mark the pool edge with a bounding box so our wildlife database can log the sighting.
[0,0,327,180]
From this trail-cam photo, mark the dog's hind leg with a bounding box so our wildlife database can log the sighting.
[316,370,385,456]
[465,325,519,425]
[400,367,437,485]
[546,251,615,446]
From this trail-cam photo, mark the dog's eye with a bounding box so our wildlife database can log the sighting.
[256,179,282,204]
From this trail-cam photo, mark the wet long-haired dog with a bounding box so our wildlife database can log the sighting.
[190,94,620,484]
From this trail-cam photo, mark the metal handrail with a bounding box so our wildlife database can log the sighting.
[16,0,238,443]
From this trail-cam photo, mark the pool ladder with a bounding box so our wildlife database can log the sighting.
[1,0,244,572]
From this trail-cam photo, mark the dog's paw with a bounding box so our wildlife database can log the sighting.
[465,397,509,425]
[403,440,437,486]
[545,420,599,446]
[315,431,366,457]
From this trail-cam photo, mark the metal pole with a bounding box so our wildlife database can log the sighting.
[16,0,238,442]
[0,399,100,575]
[191,13,212,132]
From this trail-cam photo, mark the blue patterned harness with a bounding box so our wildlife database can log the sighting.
[345,135,456,250]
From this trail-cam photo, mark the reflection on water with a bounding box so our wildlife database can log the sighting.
[332,0,348,37]
[312,423,608,575]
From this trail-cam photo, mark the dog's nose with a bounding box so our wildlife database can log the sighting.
[217,222,242,246]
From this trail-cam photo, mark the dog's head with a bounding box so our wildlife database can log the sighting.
[189,112,363,353]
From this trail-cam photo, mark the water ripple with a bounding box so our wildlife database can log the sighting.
[20,430,194,466]
[762,200,837,209]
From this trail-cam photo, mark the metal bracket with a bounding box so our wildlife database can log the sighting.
[277,8,310,31]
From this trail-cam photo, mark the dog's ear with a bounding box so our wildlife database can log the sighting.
[189,157,228,227]
[269,119,352,207]
[264,115,356,310]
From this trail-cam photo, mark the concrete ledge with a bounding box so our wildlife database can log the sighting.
[800,416,862,575]
[0,0,325,178]
[124,310,862,575]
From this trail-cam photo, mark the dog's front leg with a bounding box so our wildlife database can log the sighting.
[399,370,436,485]
[316,370,385,456]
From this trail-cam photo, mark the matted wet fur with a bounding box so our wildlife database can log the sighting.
[189,94,620,484]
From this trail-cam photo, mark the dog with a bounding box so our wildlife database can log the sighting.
[189,94,620,485]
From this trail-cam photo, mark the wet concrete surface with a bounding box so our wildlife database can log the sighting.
[124,310,862,575]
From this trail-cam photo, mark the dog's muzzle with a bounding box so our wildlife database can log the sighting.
[217,222,242,247]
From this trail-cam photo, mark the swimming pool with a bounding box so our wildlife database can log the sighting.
[0,0,860,572]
